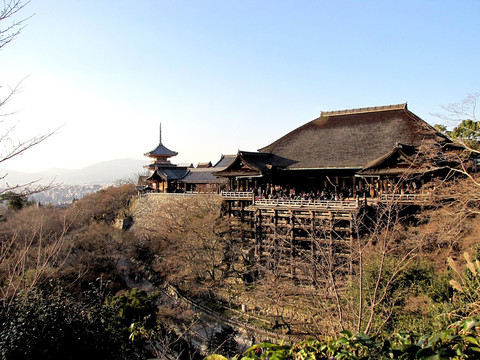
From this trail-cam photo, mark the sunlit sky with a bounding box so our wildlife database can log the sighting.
[1,0,479,172]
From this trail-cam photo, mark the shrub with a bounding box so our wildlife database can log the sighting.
[0,283,149,360]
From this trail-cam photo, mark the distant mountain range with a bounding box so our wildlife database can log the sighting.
[0,158,148,186]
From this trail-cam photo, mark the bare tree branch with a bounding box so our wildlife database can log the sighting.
[0,0,32,50]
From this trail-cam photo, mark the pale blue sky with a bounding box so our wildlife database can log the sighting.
[1,0,479,171]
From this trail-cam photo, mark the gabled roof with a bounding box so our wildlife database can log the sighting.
[180,168,228,184]
[213,154,236,170]
[357,144,420,176]
[357,141,463,177]
[197,161,212,168]
[259,104,448,170]
[361,143,417,170]
[215,151,296,177]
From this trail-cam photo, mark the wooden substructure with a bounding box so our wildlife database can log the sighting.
[221,193,363,283]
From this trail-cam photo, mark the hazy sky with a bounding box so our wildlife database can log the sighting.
[0,0,479,172]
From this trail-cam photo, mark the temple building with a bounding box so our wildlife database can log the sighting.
[139,106,468,282]
[141,124,233,193]
[215,103,459,198]
[215,104,468,282]
[180,155,234,193]
[143,124,189,193]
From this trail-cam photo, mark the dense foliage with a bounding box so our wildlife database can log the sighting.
[1,177,480,359]
[207,316,480,359]
[0,283,151,360]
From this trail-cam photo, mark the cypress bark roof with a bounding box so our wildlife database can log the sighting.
[180,168,228,184]
[215,151,296,177]
[259,103,447,170]
[358,141,465,177]
[213,155,236,169]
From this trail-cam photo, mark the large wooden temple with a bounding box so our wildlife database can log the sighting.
[215,103,457,198]
[214,103,466,281]
[139,105,467,281]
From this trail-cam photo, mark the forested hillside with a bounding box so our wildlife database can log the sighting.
[0,177,479,359]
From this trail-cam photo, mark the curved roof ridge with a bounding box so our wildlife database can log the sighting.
[145,142,178,157]
[321,103,407,117]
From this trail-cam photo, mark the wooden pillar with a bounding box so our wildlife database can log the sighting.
[349,214,354,275]
[310,210,316,284]
[255,209,262,257]
[290,227,295,278]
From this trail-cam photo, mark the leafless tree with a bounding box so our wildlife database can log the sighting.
[431,93,480,186]
[0,1,65,311]
[0,206,72,308]
[0,1,57,194]
[432,93,479,126]
[0,0,31,50]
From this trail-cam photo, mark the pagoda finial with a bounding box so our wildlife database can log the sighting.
[159,123,162,144]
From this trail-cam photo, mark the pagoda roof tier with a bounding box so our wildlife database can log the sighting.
[145,142,178,158]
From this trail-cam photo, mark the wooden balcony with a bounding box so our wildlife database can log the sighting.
[253,198,360,210]
[378,193,431,204]
[221,192,361,211]
[221,191,255,200]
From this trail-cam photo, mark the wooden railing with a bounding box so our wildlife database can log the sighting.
[221,191,255,200]
[221,192,360,209]
[253,198,360,209]
[379,193,431,203]
[141,192,220,198]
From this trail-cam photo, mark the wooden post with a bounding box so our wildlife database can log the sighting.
[310,210,316,284]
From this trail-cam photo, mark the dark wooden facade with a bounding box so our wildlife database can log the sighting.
[217,104,465,281]
[215,104,455,199]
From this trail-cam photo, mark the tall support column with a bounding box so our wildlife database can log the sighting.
[349,213,354,275]
[289,211,295,278]
[310,210,316,285]
[254,209,262,257]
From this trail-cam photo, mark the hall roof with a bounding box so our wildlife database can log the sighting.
[258,103,448,170]
[358,141,465,177]
[181,168,228,184]
[214,151,296,177]
[213,154,236,170]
